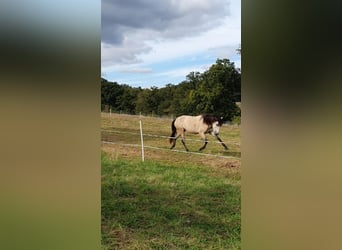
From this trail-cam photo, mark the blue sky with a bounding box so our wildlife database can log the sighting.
[101,0,240,88]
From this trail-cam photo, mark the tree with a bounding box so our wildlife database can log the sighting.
[101,78,123,111]
[116,85,139,114]
[101,58,241,121]
[186,59,241,121]
[135,87,162,115]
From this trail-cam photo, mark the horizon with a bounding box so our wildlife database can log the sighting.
[101,57,240,89]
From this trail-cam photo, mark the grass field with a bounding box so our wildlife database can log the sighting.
[101,113,241,249]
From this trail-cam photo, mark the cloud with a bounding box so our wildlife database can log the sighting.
[155,64,211,79]
[101,39,151,65]
[137,15,240,66]
[118,67,153,74]
[102,0,229,41]
[101,0,231,65]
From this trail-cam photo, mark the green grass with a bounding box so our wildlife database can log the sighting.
[101,153,240,249]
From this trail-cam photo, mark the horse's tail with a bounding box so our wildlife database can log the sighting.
[169,119,176,144]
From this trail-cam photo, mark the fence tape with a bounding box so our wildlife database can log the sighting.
[101,129,240,146]
[102,141,240,160]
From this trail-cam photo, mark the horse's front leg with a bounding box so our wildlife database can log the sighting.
[215,135,228,150]
[199,133,208,151]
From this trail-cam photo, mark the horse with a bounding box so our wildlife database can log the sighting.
[168,114,228,152]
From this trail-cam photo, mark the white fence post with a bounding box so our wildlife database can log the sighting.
[139,112,145,162]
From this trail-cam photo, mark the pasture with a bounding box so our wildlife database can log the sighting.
[101,113,241,169]
[101,113,241,249]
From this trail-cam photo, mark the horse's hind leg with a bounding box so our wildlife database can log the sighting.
[215,135,228,150]
[199,132,208,151]
[180,132,189,152]
[181,138,189,152]
[170,134,180,149]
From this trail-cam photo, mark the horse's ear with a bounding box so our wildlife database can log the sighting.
[219,116,224,126]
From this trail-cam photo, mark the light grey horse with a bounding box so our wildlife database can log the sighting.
[169,114,228,152]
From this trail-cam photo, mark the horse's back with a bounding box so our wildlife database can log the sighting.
[174,115,203,133]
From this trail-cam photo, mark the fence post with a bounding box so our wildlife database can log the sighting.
[109,108,111,117]
[139,112,145,162]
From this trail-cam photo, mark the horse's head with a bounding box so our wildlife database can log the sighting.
[211,117,224,136]
[211,121,220,136]
[203,114,225,136]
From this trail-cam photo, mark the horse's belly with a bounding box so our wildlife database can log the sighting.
[184,124,201,133]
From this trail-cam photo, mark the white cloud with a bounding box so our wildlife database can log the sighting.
[138,17,240,66]
[118,67,153,74]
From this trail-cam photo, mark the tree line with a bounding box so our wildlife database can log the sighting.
[101,58,241,122]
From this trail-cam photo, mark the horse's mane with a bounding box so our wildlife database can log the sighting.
[202,114,224,126]
[202,114,218,125]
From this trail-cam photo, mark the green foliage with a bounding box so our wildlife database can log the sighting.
[101,58,241,121]
[101,78,141,114]
[232,116,241,125]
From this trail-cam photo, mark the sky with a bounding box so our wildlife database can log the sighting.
[101,0,241,88]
